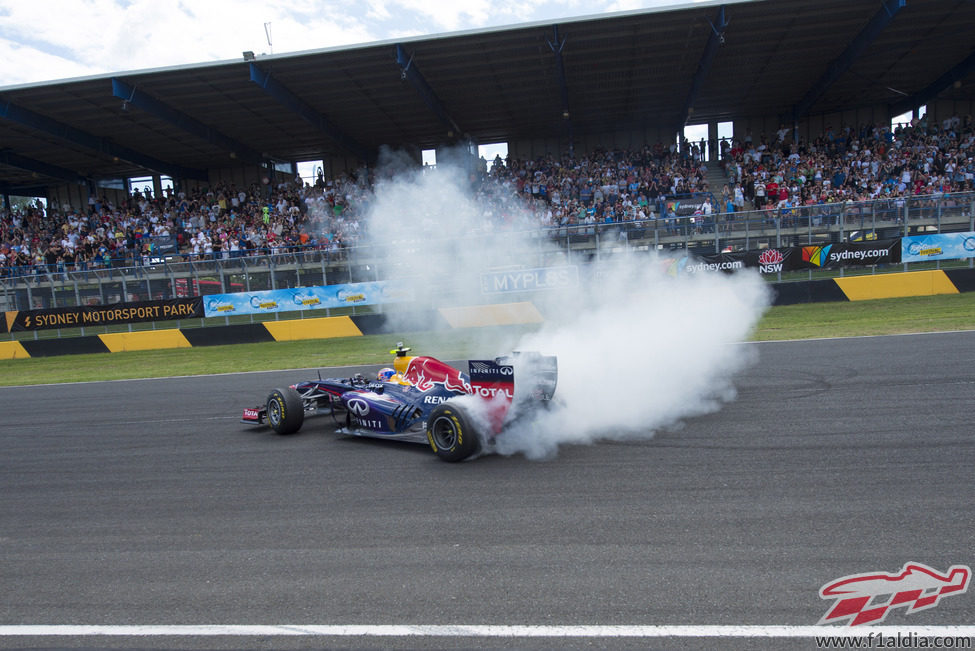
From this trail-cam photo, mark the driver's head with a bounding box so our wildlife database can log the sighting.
[377,368,396,382]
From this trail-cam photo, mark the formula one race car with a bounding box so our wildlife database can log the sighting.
[241,344,557,462]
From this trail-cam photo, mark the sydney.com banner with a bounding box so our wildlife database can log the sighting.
[202,281,413,318]
[686,239,902,275]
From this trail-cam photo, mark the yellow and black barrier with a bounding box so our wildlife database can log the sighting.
[3,270,973,360]
[0,303,544,359]
[2,315,365,359]
[772,268,975,305]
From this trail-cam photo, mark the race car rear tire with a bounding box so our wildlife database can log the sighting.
[266,387,304,435]
[426,402,480,462]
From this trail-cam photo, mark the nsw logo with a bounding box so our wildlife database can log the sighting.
[818,562,970,626]
[757,249,784,274]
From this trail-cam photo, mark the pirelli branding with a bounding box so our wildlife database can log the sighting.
[4,298,203,332]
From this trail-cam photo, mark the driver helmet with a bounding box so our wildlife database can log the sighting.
[377,367,396,382]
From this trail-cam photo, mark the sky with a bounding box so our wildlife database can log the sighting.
[0,0,714,87]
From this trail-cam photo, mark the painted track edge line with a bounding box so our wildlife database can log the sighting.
[2,625,975,637]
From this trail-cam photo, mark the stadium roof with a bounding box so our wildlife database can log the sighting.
[2,0,974,193]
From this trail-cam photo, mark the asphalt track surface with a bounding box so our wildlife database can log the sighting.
[1,331,974,650]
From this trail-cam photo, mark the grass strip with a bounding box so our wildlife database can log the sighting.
[1,293,973,386]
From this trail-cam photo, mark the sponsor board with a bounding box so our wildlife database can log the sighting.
[679,256,745,274]
[202,281,412,317]
[801,241,900,268]
[480,266,578,294]
[687,240,901,275]
[902,231,975,263]
[5,298,203,332]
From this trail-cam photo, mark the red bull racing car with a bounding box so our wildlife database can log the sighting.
[241,344,557,462]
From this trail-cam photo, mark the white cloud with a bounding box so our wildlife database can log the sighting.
[0,0,703,86]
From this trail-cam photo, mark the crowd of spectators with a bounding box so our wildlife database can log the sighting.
[0,174,371,278]
[2,112,974,279]
[719,113,975,215]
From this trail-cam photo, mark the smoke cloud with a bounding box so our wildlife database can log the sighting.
[358,154,771,460]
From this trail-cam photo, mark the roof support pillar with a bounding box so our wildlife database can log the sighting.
[548,25,574,157]
[889,49,975,119]
[248,64,372,163]
[0,150,87,183]
[112,77,264,165]
[0,96,207,180]
[395,44,463,138]
[792,0,905,120]
[676,5,728,133]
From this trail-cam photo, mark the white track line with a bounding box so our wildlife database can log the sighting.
[1,625,974,638]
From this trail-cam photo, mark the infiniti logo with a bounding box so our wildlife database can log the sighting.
[347,398,370,416]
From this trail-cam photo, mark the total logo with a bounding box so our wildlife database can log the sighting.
[473,385,514,399]
[757,248,784,274]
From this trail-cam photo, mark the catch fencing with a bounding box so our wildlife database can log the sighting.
[2,191,973,339]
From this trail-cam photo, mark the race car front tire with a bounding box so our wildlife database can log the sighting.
[426,402,481,462]
[266,387,304,435]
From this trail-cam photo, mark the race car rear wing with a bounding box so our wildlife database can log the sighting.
[468,352,557,404]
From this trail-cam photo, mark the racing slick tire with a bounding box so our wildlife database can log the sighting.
[266,387,304,435]
[426,402,481,462]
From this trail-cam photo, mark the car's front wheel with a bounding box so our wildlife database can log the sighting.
[266,387,304,435]
[426,402,481,462]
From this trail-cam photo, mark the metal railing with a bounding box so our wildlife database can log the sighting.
[3,192,974,319]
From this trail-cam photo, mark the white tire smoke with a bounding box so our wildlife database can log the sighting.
[356,156,771,460]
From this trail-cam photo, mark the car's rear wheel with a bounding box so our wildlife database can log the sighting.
[426,402,481,462]
[266,387,304,435]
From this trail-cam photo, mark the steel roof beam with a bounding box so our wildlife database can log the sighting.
[395,44,463,138]
[3,184,49,197]
[548,26,571,122]
[676,5,728,132]
[793,0,905,120]
[248,64,372,163]
[112,77,264,165]
[889,49,975,119]
[0,97,207,181]
[0,150,87,183]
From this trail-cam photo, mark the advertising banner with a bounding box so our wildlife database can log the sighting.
[687,240,902,275]
[5,297,204,332]
[480,266,579,294]
[798,239,901,269]
[201,280,412,317]
[902,232,975,263]
[683,248,804,275]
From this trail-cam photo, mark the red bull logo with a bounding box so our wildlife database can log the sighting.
[819,562,970,626]
[401,357,471,394]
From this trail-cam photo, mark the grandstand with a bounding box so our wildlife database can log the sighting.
[2,0,975,314]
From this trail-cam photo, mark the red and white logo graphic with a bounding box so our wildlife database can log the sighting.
[757,249,785,274]
[401,356,471,394]
[758,249,784,265]
[818,562,970,626]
